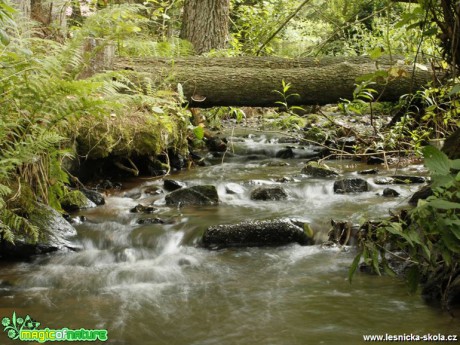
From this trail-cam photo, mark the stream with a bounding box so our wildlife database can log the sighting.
[0,130,457,344]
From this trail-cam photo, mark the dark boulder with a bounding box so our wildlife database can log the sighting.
[81,188,105,206]
[301,161,338,177]
[383,188,400,197]
[375,175,426,185]
[168,149,186,171]
[202,219,313,249]
[334,178,369,194]
[367,156,385,165]
[137,217,165,225]
[0,203,80,260]
[130,204,156,213]
[358,169,378,175]
[275,147,294,159]
[163,179,186,192]
[409,185,433,206]
[165,185,219,206]
[250,186,288,201]
[205,136,227,152]
[391,175,426,184]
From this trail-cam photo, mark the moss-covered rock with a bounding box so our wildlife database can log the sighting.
[75,110,188,160]
[0,203,80,260]
[165,185,219,206]
[60,190,95,212]
[301,161,339,177]
[202,219,313,249]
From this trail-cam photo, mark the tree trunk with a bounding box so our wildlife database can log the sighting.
[113,56,435,108]
[180,0,230,54]
[29,0,67,40]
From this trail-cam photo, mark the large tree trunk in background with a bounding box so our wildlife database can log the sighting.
[12,0,68,40]
[180,0,230,54]
[114,56,434,107]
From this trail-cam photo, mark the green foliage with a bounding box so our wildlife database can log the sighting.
[339,81,377,115]
[0,2,189,247]
[349,146,460,309]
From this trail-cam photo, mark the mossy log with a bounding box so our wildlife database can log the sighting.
[112,56,434,108]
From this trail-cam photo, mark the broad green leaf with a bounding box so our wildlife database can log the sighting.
[368,47,383,60]
[442,232,460,254]
[406,265,420,293]
[422,146,451,176]
[382,261,396,277]
[428,199,460,210]
[0,29,10,45]
[450,159,460,170]
[372,249,381,275]
[303,223,314,238]
[348,252,362,283]
[449,84,460,96]
[193,126,204,140]
[151,106,164,114]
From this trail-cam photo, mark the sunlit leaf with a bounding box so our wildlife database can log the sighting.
[428,199,460,210]
[422,146,451,176]
[193,126,204,140]
[348,252,362,283]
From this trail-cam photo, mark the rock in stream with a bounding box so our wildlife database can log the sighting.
[202,219,313,249]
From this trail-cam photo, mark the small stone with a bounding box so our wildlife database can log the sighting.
[367,156,385,165]
[358,169,378,175]
[130,204,156,213]
[137,217,164,224]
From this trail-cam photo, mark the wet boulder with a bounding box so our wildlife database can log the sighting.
[275,147,294,159]
[163,179,186,192]
[225,183,245,195]
[374,175,426,185]
[383,188,400,197]
[250,186,287,201]
[137,217,165,225]
[60,190,96,212]
[130,204,156,213]
[165,185,219,206]
[334,178,369,194]
[81,188,105,206]
[391,175,426,184]
[358,169,378,175]
[0,203,80,260]
[202,219,313,249]
[301,161,338,177]
[409,185,433,206]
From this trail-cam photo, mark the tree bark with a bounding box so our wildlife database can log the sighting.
[113,56,435,107]
[180,0,230,54]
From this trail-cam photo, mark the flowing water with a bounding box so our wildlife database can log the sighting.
[0,131,457,344]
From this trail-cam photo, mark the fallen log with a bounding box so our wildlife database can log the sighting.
[112,56,434,107]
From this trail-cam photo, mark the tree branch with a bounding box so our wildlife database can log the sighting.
[256,0,312,56]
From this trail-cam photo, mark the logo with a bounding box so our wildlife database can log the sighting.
[2,312,108,343]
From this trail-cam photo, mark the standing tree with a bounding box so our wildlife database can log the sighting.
[180,0,230,54]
